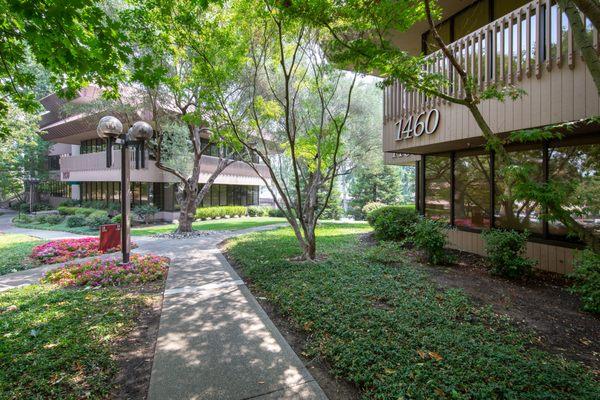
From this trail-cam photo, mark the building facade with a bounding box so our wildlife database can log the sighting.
[383,0,599,274]
[40,87,271,221]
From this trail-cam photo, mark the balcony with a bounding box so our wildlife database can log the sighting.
[383,0,600,155]
[59,150,270,186]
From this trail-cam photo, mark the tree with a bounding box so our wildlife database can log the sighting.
[123,0,249,232]
[0,0,130,138]
[0,104,49,202]
[349,166,404,218]
[206,0,357,260]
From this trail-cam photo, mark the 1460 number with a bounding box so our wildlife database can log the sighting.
[394,109,440,141]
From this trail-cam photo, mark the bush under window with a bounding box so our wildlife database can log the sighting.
[413,217,452,265]
[482,229,535,279]
[367,205,418,241]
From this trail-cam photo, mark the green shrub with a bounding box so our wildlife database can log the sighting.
[19,203,30,214]
[368,205,418,241]
[111,214,122,223]
[482,229,535,279]
[32,203,52,212]
[413,217,452,265]
[45,214,63,225]
[569,249,600,313]
[268,207,286,218]
[247,206,270,217]
[66,215,87,228]
[362,202,385,219]
[34,214,47,224]
[85,211,112,228]
[132,204,159,224]
[59,199,79,207]
[16,214,33,223]
[195,206,247,220]
[57,206,96,216]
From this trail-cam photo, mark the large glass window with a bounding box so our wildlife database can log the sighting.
[548,143,600,237]
[425,154,451,222]
[454,152,491,229]
[495,148,545,234]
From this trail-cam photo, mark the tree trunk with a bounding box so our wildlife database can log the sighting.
[177,183,197,233]
[572,0,600,31]
[560,0,600,96]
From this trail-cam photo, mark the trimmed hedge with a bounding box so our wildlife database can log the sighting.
[195,206,247,220]
[57,206,97,216]
[247,206,270,217]
[367,205,419,241]
[85,210,111,228]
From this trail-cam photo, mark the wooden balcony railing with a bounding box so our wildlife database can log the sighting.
[383,0,599,122]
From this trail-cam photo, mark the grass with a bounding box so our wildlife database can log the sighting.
[13,216,286,237]
[13,219,98,235]
[0,234,45,276]
[130,216,286,236]
[224,223,600,399]
[0,285,149,399]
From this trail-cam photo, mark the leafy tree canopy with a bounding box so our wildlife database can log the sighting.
[0,0,130,138]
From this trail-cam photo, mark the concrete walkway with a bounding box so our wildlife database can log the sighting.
[0,211,327,399]
[144,228,327,400]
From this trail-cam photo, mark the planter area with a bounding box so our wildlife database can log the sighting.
[30,237,136,265]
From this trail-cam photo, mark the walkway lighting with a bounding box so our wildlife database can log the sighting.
[96,116,153,263]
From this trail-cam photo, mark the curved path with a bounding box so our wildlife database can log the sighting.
[0,210,327,400]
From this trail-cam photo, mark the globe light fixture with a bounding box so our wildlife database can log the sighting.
[96,116,153,264]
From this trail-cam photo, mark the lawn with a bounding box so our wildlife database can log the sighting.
[0,233,45,276]
[224,223,600,399]
[131,216,286,236]
[13,219,98,235]
[0,285,151,398]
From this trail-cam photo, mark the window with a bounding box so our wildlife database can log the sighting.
[495,148,544,234]
[425,154,451,222]
[454,152,491,229]
[548,143,600,237]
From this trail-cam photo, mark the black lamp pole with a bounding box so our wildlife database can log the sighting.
[97,117,152,264]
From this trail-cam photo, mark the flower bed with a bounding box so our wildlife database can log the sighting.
[41,254,169,287]
[30,237,134,264]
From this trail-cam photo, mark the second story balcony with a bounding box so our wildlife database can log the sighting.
[59,150,270,186]
[383,0,600,155]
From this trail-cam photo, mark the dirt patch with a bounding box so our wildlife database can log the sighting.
[111,282,165,400]
[221,246,362,400]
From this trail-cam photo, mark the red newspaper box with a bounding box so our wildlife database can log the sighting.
[100,224,121,252]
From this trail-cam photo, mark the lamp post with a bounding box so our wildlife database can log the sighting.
[23,176,40,214]
[96,116,153,264]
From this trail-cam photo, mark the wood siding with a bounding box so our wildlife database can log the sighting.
[383,0,600,155]
[447,229,576,274]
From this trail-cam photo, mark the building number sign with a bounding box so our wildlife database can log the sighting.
[394,109,440,141]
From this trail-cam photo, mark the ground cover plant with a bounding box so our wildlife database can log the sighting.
[130,216,285,236]
[0,234,44,275]
[224,224,600,399]
[42,254,169,287]
[30,237,132,264]
[0,285,150,399]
